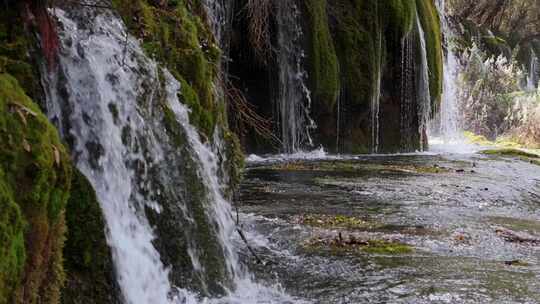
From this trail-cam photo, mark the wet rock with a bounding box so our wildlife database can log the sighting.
[304,233,413,255]
[504,260,530,267]
[495,228,540,245]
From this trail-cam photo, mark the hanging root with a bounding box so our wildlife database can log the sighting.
[225,78,281,147]
[245,0,273,65]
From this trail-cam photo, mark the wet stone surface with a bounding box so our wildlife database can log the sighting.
[236,153,540,303]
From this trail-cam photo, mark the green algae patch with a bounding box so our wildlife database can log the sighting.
[480,148,539,159]
[295,214,375,230]
[305,233,413,255]
[361,240,414,254]
[265,160,450,175]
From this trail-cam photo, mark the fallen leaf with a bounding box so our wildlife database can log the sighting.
[52,145,61,166]
[22,139,31,152]
[16,108,27,126]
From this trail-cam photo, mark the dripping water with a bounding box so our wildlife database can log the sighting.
[371,27,383,154]
[416,14,432,151]
[431,0,462,143]
[527,49,538,92]
[275,1,316,154]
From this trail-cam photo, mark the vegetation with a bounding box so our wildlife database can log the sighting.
[112,0,223,138]
[0,73,72,304]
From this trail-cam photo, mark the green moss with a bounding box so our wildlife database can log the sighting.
[112,0,221,139]
[61,170,119,304]
[480,148,540,159]
[305,235,413,256]
[382,0,417,37]
[331,0,381,107]
[305,0,340,110]
[415,0,443,111]
[298,214,373,230]
[0,73,72,303]
[0,169,26,304]
[361,240,414,254]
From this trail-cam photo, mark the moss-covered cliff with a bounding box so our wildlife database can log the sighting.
[61,170,121,304]
[0,3,120,303]
[0,72,71,304]
[230,0,443,153]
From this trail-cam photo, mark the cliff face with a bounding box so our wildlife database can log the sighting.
[0,0,445,303]
[229,0,443,153]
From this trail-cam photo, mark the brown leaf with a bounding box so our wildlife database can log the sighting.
[52,145,61,166]
[16,108,27,126]
[21,106,38,117]
[22,139,31,153]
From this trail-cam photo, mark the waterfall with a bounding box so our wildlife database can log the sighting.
[43,5,302,303]
[45,7,234,303]
[370,28,383,154]
[432,0,462,142]
[275,1,315,153]
[45,9,181,304]
[416,14,432,151]
[527,49,538,91]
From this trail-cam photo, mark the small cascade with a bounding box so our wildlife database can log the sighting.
[275,1,315,153]
[400,29,415,151]
[416,15,432,151]
[432,0,462,143]
[45,9,181,304]
[527,49,538,91]
[44,7,239,303]
[370,28,383,154]
[202,0,234,56]
[44,5,302,304]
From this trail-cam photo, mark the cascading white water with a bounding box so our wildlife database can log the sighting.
[275,1,316,153]
[416,15,432,151]
[45,5,303,304]
[46,9,184,304]
[370,28,383,154]
[527,49,538,91]
[431,0,463,143]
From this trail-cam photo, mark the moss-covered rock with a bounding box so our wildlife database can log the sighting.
[304,0,340,111]
[112,0,223,139]
[61,170,121,304]
[0,73,72,304]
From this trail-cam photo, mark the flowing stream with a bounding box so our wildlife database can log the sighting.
[240,150,540,303]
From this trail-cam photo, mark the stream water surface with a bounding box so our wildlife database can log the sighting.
[237,147,540,304]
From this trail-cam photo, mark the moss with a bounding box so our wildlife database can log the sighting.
[0,10,39,100]
[0,73,72,303]
[480,148,540,159]
[61,170,120,304]
[297,214,373,230]
[330,0,380,107]
[415,0,443,111]
[160,96,230,295]
[305,234,413,255]
[304,0,340,110]
[382,0,417,37]
[361,240,414,254]
[112,0,221,139]
[0,169,26,304]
